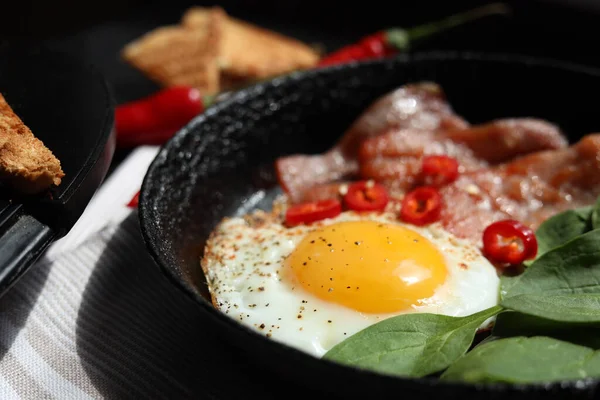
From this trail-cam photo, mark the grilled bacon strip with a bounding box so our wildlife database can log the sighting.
[275,82,469,202]
[358,118,567,192]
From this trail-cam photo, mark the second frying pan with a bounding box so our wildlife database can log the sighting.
[0,44,115,297]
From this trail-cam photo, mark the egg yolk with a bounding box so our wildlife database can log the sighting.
[285,220,448,314]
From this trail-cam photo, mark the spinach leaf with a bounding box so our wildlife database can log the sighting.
[501,293,600,323]
[592,197,600,230]
[499,273,521,300]
[576,205,594,219]
[528,208,591,265]
[441,336,600,383]
[492,311,600,349]
[502,229,600,299]
[323,306,501,378]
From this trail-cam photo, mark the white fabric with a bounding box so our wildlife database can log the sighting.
[0,146,275,399]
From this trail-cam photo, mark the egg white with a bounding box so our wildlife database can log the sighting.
[201,211,500,358]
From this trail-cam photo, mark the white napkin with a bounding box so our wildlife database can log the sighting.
[0,146,279,399]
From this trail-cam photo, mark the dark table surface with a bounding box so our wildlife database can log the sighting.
[4,0,600,172]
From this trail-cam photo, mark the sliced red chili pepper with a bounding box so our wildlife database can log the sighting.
[285,199,342,226]
[344,181,389,212]
[127,190,140,208]
[399,186,443,226]
[482,220,538,265]
[421,155,460,186]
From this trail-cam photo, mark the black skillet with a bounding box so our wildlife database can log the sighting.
[139,52,600,399]
[0,44,115,297]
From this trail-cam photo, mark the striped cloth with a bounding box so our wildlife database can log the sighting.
[0,147,278,399]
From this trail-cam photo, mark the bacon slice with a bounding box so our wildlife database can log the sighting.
[358,129,486,189]
[475,134,600,226]
[359,118,567,192]
[295,182,348,204]
[359,129,473,161]
[359,119,566,161]
[275,82,469,202]
[297,135,600,246]
[360,157,425,185]
[438,134,600,243]
[438,177,512,244]
[444,118,568,163]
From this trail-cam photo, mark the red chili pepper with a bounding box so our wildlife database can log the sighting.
[358,32,388,57]
[421,155,460,186]
[317,3,509,67]
[127,190,140,208]
[343,180,389,212]
[115,86,213,148]
[482,220,538,266]
[318,32,391,67]
[285,199,342,226]
[399,186,443,226]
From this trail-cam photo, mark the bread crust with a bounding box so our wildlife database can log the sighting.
[122,6,320,94]
[0,94,65,194]
[183,7,320,80]
[121,8,224,95]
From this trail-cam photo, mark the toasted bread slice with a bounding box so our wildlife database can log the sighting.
[121,8,224,95]
[0,94,65,194]
[182,7,320,80]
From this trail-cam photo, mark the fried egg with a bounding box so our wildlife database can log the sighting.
[201,210,500,358]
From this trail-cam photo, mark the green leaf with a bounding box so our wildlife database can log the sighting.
[323,306,501,378]
[576,205,594,221]
[498,276,518,300]
[592,197,600,230]
[502,229,600,299]
[492,311,600,349]
[441,336,600,383]
[501,293,600,323]
[528,208,592,265]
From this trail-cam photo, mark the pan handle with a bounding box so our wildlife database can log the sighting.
[0,213,56,297]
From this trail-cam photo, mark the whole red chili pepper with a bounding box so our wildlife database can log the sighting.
[318,2,509,67]
[115,86,214,148]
